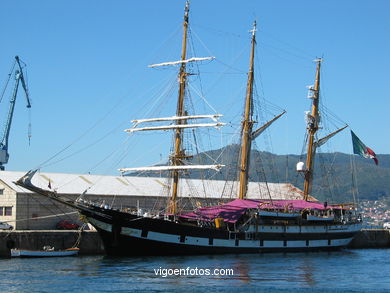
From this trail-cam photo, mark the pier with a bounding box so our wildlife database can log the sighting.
[0,229,388,257]
[348,228,390,249]
[0,230,104,257]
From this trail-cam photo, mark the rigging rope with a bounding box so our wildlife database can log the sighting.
[0,60,16,105]
[260,29,315,60]
[11,211,78,223]
[350,144,359,208]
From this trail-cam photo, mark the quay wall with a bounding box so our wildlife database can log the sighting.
[0,230,104,257]
[1,229,388,257]
[348,229,390,249]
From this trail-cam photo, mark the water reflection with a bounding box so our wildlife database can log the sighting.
[1,250,387,292]
[233,258,251,283]
[299,256,316,287]
[74,251,352,289]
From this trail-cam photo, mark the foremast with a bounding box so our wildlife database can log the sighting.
[169,1,190,214]
[120,1,223,215]
[303,58,322,200]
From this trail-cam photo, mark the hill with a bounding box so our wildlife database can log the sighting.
[131,144,390,202]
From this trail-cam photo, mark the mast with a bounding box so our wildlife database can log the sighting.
[238,21,256,200]
[120,2,221,212]
[303,58,322,200]
[168,1,190,214]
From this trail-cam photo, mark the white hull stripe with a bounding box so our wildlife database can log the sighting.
[88,218,356,249]
[248,224,361,233]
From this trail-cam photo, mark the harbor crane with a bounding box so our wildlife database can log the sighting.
[0,56,32,170]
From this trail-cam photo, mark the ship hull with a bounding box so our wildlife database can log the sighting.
[96,227,355,256]
[81,207,361,256]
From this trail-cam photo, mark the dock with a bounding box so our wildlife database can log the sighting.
[0,230,104,257]
[348,229,390,249]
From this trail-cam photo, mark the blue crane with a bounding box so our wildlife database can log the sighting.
[0,56,32,170]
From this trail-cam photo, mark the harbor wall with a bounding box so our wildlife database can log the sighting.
[1,229,388,257]
[0,230,104,257]
[348,229,390,249]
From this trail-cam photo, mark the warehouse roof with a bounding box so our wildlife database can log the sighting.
[0,170,305,200]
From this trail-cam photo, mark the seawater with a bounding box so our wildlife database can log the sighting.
[0,249,389,292]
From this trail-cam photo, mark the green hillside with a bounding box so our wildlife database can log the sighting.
[189,145,390,202]
[131,144,390,202]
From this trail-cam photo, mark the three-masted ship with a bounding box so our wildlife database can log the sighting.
[16,1,362,256]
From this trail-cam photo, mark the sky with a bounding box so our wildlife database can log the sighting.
[0,0,389,175]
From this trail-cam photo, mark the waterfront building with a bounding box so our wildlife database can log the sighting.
[0,171,303,230]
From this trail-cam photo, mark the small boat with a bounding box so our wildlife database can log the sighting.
[10,246,79,258]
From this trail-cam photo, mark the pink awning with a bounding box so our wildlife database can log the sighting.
[179,198,332,224]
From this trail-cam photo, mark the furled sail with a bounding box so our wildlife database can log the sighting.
[251,111,286,140]
[148,57,215,68]
[131,114,223,126]
[125,122,225,133]
[119,164,225,173]
[313,125,347,148]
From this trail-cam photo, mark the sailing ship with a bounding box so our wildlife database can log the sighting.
[16,1,362,256]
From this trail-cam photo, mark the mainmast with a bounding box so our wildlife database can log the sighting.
[169,1,190,214]
[303,58,322,200]
[238,22,256,200]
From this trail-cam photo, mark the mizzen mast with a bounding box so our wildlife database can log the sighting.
[303,58,322,200]
[238,21,256,200]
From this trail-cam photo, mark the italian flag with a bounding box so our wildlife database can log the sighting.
[351,130,378,165]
